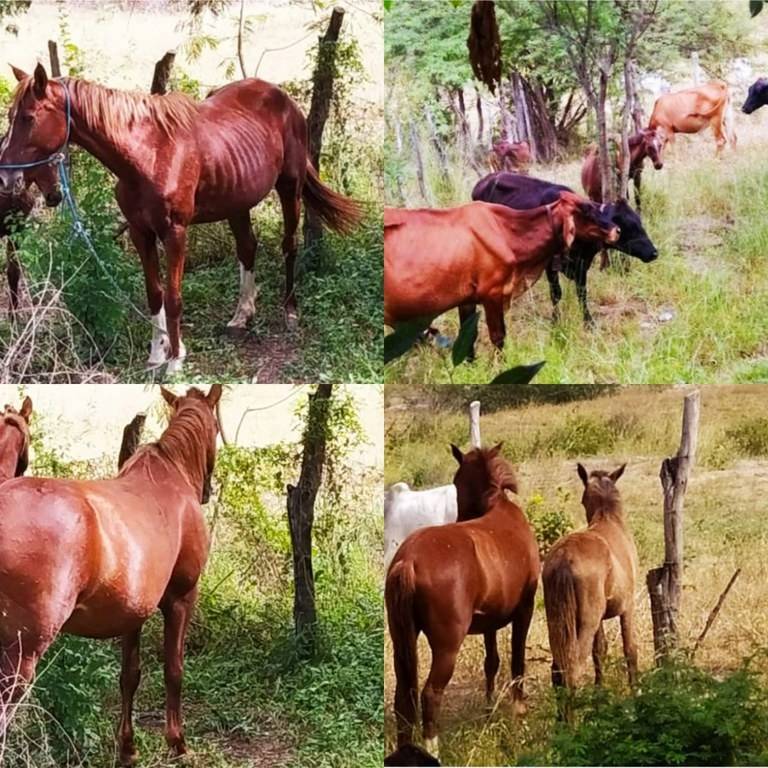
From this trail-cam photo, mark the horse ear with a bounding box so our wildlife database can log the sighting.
[10,64,28,83]
[32,62,48,99]
[206,383,223,408]
[450,443,463,465]
[577,462,589,486]
[160,387,178,408]
[489,441,504,457]
[19,396,32,422]
[610,463,626,483]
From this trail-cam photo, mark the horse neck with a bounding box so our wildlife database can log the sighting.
[586,499,626,529]
[65,80,155,180]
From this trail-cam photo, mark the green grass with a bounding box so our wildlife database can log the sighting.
[385,135,768,385]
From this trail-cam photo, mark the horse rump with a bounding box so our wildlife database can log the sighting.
[303,163,364,235]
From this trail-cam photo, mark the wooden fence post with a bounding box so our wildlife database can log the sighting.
[303,6,345,253]
[469,400,481,448]
[47,40,61,77]
[646,390,700,662]
[151,50,176,95]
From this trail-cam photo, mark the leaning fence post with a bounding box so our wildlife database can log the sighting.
[469,400,481,448]
[646,390,700,662]
[48,41,61,77]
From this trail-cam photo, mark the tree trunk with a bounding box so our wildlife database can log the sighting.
[476,91,484,144]
[236,0,247,79]
[596,62,614,203]
[410,122,429,204]
[117,413,146,471]
[646,390,700,663]
[151,50,176,95]
[287,383,333,653]
[303,6,345,252]
[48,40,61,77]
[618,58,633,200]
[424,104,448,173]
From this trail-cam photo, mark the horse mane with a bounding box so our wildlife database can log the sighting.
[467,446,518,495]
[119,390,215,498]
[2,408,30,476]
[14,76,198,139]
[583,473,624,522]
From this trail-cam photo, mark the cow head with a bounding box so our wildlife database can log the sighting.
[606,199,658,263]
[558,191,620,246]
[742,78,768,115]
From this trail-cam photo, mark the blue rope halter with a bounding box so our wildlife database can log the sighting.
[0,79,72,171]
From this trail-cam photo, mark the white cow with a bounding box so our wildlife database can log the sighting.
[384,482,458,569]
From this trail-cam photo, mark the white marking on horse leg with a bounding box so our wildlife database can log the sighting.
[227,264,257,329]
[147,308,170,366]
[424,736,439,759]
[165,338,187,375]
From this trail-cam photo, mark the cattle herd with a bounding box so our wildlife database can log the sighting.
[384,78,755,359]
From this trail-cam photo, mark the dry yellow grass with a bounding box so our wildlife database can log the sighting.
[383,385,768,765]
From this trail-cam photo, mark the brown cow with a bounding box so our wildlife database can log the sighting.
[384,193,619,350]
[488,139,531,173]
[581,128,664,209]
[648,81,736,154]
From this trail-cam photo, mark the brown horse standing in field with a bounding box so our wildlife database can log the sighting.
[0,159,61,312]
[0,397,32,483]
[543,463,638,707]
[386,444,540,760]
[0,64,362,373]
[0,385,221,764]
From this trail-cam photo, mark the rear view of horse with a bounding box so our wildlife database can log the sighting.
[0,64,363,372]
[0,385,221,764]
[543,464,638,709]
[649,81,736,154]
[0,396,32,483]
[384,482,457,569]
[386,444,540,760]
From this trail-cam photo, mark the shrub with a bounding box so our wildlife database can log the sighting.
[525,487,574,555]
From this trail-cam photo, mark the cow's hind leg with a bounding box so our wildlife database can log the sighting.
[226,212,259,336]
[547,267,563,323]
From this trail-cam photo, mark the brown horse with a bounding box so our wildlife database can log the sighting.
[0,64,363,373]
[0,397,32,484]
[542,463,638,707]
[0,384,221,764]
[1,159,62,312]
[386,444,540,760]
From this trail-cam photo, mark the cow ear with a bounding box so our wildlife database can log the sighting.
[32,62,48,99]
[577,462,589,486]
[562,212,576,249]
[10,64,28,83]
[206,383,223,408]
[610,463,626,483]
[450,443,464,465]
[19,396,32,422]
[160,387,179,408]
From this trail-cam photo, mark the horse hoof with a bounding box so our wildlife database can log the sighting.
[284,310,298,330]
[225,324,248,339]
[166,357,185,376]
[119,748,139,767]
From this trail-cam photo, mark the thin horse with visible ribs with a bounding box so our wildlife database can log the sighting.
[0,385,221,765]
[0,64,363,373]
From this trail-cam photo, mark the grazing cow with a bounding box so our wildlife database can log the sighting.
[648,81,736,154]
[580,128,664,211]
[488,139,531,173]
[384,482,458,569]
[384,193,618,352]
[741,77,768,114]
[543,464,638,718]
[471,172,657,330]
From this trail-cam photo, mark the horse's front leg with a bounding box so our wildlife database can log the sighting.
[118,628,142,766]
[226,213,258,335]
[162,224,189,374]
[127,224,170,369]
[160,586,197,757]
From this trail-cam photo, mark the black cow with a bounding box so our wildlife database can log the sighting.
[471,171,658,327]
[742,78,768,114]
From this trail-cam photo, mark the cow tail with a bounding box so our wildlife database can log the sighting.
[543,560,579,688]
[386,560,419,734]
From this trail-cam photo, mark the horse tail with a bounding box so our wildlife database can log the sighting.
[386,559,419,733]
[544,558,580,688]
[302,163,365,235]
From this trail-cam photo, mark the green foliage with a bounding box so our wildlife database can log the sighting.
[538,413,644,457]
[525,487,574,554]
[702,416,768,468]
[540,663,768,766]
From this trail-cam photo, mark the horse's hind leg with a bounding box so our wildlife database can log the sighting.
[161,586,197,757]
[592,623,607,686]
[275,175,301,325]
[620,607,639,689]
[118,628,142,766]
[226,213,258,335]
[421,639,460,760]
[483,630,499,707]
[511,586,535,715]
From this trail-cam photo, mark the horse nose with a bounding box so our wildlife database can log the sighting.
[0,170,23,194]
[46,189,63,207]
